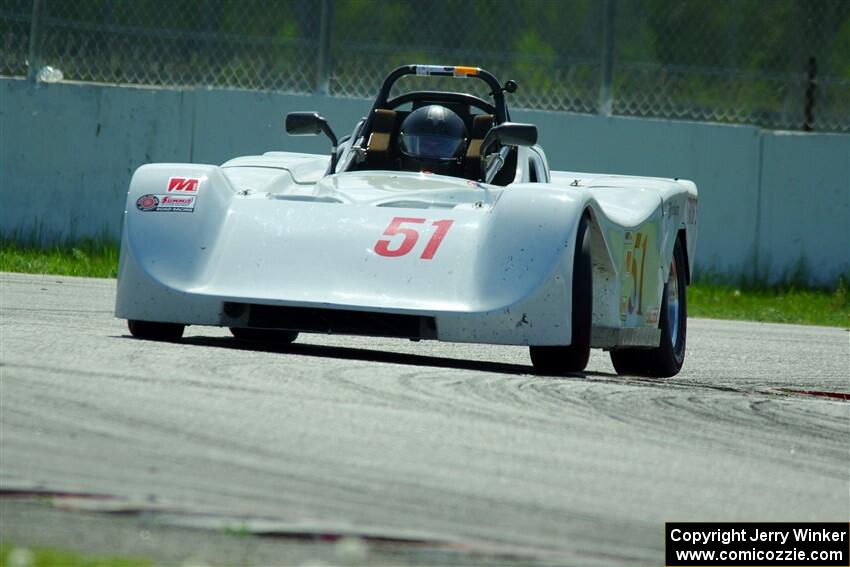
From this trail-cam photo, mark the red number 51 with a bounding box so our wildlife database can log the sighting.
[374,217,454,260]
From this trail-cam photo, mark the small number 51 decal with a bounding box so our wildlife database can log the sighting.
[374,217,454,260]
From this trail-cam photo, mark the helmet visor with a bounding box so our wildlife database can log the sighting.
[399,133,464,161]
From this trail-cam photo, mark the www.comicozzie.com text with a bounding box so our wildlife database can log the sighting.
[670,527,848,546]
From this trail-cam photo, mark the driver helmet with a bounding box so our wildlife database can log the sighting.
[398,105,468,174]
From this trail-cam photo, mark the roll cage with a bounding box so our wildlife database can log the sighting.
[355,65,514,151]
[287,65,531,182]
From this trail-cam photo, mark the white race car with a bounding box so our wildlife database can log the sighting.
[116,64,698,377]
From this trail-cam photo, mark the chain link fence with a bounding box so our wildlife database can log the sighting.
[2,0,848,132]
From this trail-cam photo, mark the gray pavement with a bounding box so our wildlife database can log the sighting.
[1,272,848,565]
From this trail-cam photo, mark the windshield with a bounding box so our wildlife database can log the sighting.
[389,74,492,101]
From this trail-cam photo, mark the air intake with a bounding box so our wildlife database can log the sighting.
[229,303,437,340]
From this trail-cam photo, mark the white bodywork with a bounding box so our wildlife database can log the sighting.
[116,144,698,348]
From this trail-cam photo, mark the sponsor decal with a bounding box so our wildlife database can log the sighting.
[136,194,195,213]
[666,202,680,217]
[647,307,660,325]
[136,194,159,211]
[167,176,200,193]
[619,226,660,322]
[158,194,196,211]
[687,197,698,225]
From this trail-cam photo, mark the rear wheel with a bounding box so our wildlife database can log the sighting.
[610,237,687,377]
[229,327,299,344]
[128,320,185,341]
[529,216,592,375]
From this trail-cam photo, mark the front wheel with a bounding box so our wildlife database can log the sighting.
[610,237,687,377]
[128,320,185,341]
[529,215,592,375]
[229,327,299,344]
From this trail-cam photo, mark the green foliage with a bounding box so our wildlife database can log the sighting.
[5,0,849,128]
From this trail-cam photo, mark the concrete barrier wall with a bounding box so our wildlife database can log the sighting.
[514,109,765,278]
[757,132,850,283]
[2,78,848,284]
[1,80,192,241]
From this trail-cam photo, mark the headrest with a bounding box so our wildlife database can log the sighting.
[367,109,397,153]
[466,114,494,158]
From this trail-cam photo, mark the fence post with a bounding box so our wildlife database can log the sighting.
[26,0,44,82]
[315,0,332,95]
[598,0,616,116]
[803,56,817,132]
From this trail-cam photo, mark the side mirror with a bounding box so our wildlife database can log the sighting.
[285,112,339,172]
[480,122,538,156]
[286,112,326,136]
[479,123,539,183]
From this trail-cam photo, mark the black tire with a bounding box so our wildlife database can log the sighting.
[229,327,299,344]
[529,215,592,375]
[128,319,185,341]
[610,237,687,377]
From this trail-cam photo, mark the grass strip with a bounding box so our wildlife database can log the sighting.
[0,543,152,567]
[0,240,119,279]
[689,279,849,328]
[1,241,847,328]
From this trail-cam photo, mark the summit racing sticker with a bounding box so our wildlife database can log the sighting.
[136,194,196,213]
[167,176,200,193]
[158,194,196,212]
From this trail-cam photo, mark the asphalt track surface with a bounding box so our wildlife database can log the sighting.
[1,272,848,565]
